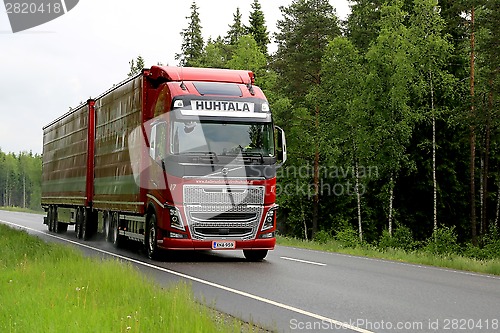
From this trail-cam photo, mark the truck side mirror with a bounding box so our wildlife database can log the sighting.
[275,126,287,168]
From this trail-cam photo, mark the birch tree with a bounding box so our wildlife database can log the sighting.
[409,0,455,232]
[365,0,416,235]
[321,37,373,241]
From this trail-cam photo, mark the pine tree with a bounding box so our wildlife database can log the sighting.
[128,55,145,77]
[176,1,204,67]
[475,0,500,236]
[247,0,270,55]
[226,8,246,45]
[273,0,341,237]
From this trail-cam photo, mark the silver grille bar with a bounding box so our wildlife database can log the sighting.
[184,185,265,240]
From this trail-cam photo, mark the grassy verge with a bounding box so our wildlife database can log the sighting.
[0,206,44,214]
[0,224,264,333]
[276,236,500,276]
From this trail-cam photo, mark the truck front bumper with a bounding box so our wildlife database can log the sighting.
[157,237,276,251]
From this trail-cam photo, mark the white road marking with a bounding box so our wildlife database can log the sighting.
[280,256,327,266]
[0,219,373,333]
[281,245,500,281]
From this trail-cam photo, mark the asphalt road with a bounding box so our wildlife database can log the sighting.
[1,210,499,333]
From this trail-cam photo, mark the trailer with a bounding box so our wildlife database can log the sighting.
[41,66,286,261]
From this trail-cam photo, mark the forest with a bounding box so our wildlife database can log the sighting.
[0,150,41,211]
[2,0,499,253]
[174,0,499,249]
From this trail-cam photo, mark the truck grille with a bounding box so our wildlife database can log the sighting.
[184,185,264,240]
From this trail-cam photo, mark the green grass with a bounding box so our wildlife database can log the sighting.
[276,236,500,276]
[0,224,262,333]
[0,206,44,214]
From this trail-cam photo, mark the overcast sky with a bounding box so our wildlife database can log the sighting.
[0,0,350,155]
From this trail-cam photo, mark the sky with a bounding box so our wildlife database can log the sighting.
[0,0,350,155]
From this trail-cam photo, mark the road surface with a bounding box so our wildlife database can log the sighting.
[1,210,499,333]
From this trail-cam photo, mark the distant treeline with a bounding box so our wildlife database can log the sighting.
[0,150,42,210]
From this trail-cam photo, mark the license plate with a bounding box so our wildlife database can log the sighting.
[212,240,236,250]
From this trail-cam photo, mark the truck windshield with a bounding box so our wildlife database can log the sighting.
[171,121,275,157]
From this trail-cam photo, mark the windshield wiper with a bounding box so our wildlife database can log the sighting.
[181,151,219,163]
[241,151,264,164]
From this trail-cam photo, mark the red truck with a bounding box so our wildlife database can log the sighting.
[41,66,286,261]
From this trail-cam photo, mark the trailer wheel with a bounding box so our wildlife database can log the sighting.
[146,213,160,260]
[243,250,268,262]
[58,223,68,233]
[111,214,123,248]
[54,206,60,233]
[75,207,83,239]
[81,208,91,241]
[104,211,112,242]
[48,206,54,232]
[52,207,67,234]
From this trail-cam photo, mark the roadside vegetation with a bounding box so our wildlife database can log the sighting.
[0,206,44,214]
[277,224,500,276]
[0,224,262,333]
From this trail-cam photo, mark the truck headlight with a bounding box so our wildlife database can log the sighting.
[168,207,185,231]
[261,206,278,231]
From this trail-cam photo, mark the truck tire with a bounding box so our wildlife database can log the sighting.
[53,206,60,233]
[75,207,83,239]
[57,223,68,233]
[243,250,268,262]
[104,211,112,242]
[111,214,123,248]
[146,213,160,260]
[48,206,54,232]
[52,206,67,234]
[81,208,91,241]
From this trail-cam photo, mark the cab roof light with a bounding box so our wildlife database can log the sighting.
[173,100,184,108]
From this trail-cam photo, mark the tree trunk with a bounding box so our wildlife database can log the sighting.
[301,203,308,241]
[431,71,437,232]
[23,174,26,209]
[479,157,484,235]
[495,177,500,228]
[312,103,320,237]
[355,158,363,242]
[4,176,7,207]
[388,175,394,236]
[482,78,493,235]
[469,6,478,245]
[6,174,10,207]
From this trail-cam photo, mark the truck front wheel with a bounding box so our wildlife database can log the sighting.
[146,213,160,260]
[243,250,268,262]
